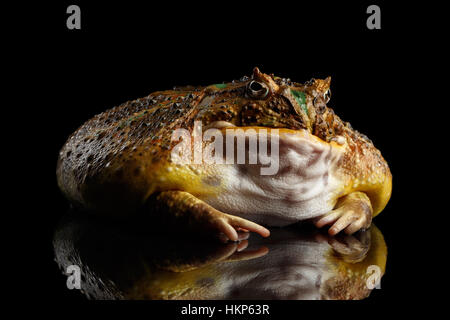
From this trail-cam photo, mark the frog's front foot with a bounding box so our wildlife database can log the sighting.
[149,191,270,242]
[313,192,372,236]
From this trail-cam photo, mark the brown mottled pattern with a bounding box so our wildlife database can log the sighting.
[57,89,206,212]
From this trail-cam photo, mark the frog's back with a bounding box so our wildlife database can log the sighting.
[56,88,203,214]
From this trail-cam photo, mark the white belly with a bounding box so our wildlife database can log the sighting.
[201,129,344,226]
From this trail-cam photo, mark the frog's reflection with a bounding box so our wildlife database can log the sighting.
[53,212,387,300]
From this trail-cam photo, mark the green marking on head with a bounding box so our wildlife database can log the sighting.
[291,89,308,115]
[214,83,227,89]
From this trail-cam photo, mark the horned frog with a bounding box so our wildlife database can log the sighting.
[56,68,392,241]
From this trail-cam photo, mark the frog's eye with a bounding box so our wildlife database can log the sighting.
[247,80,269,99]
[323,89,331,103]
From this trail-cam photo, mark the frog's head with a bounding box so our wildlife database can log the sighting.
[197,67,331,133]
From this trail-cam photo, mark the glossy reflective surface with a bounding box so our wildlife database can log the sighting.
[53,212,387,300]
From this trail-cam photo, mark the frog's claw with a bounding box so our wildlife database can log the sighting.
[313,192,372,236]
[150,191,270,242]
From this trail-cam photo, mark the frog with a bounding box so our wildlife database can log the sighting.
[56,67,392,241]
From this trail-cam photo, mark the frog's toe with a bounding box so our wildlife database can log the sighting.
[313,210,342,228]
[218,231,250,243]
[214,217,240,241]
[328,211,361,236]
[237,232,250,241]
[222,213,271,240]
[314,191,373,236]
[210,212,270,242]
[217,233,249,246]
[343,216,368,235]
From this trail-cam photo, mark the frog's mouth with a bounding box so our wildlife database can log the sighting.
[204,120,332,146]
[204,121,238,130]
[200,120,344,177]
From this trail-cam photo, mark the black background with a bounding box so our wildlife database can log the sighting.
[10,0,433,316]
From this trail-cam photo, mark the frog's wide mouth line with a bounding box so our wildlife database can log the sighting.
[204,121,335,146]
[169,120,344,177]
